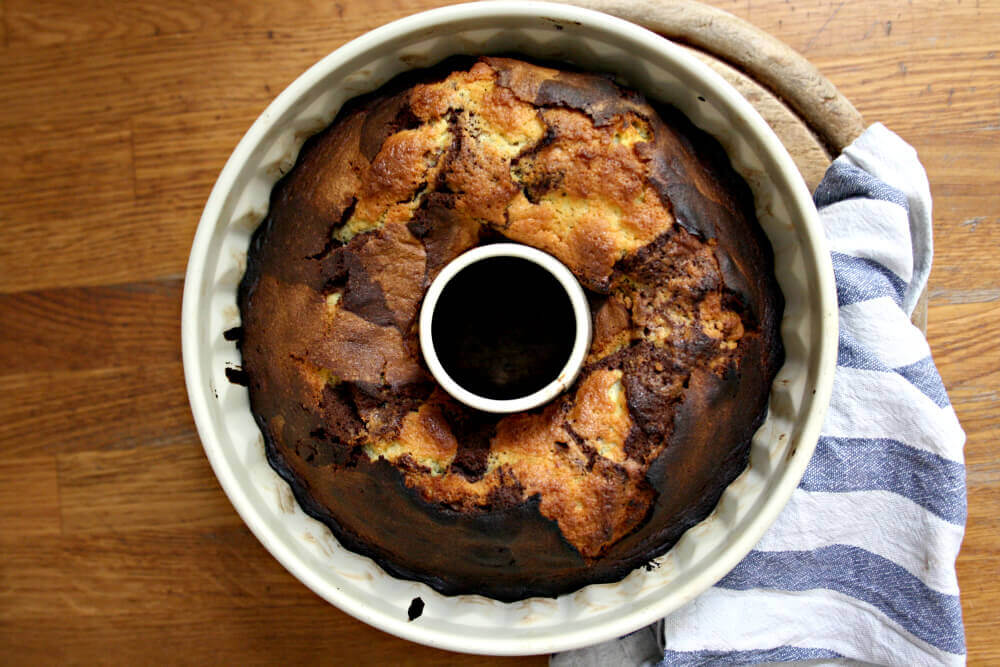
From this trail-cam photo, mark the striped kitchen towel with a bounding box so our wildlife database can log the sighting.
[553,123,967,666]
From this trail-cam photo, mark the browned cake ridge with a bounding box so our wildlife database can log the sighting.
[237,57,783,600]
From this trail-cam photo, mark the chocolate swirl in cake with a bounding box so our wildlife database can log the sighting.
[237,57,783,600]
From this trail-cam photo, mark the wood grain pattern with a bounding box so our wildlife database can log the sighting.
[0,280,182,372]
[0,457,61,537]
[0,0,997,663]
[0,364,194,456]
[57,443,240,533]
[1,530,527,665]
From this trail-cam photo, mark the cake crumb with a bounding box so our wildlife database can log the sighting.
[407,597,425,621]
[225,367,250,386]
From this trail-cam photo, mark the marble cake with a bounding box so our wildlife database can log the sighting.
[236,57,783,600]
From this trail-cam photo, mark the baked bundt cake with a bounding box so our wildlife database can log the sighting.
[236,56,783,600]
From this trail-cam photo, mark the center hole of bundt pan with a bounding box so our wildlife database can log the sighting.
[419,243,592,414]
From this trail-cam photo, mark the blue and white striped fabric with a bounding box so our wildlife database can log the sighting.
[555,124,967,667]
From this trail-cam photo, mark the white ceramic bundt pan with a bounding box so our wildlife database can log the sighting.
[181,1,837,655]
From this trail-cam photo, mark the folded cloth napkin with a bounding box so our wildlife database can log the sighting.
[552,124,967,667]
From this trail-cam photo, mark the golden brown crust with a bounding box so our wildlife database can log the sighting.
[238,57,783,600]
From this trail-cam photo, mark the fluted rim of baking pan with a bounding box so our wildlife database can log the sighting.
[181,1,837,656]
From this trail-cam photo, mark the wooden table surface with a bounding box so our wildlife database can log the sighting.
[1,0,997,663]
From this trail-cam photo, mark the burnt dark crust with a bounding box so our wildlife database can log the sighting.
[237,57,784,601]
